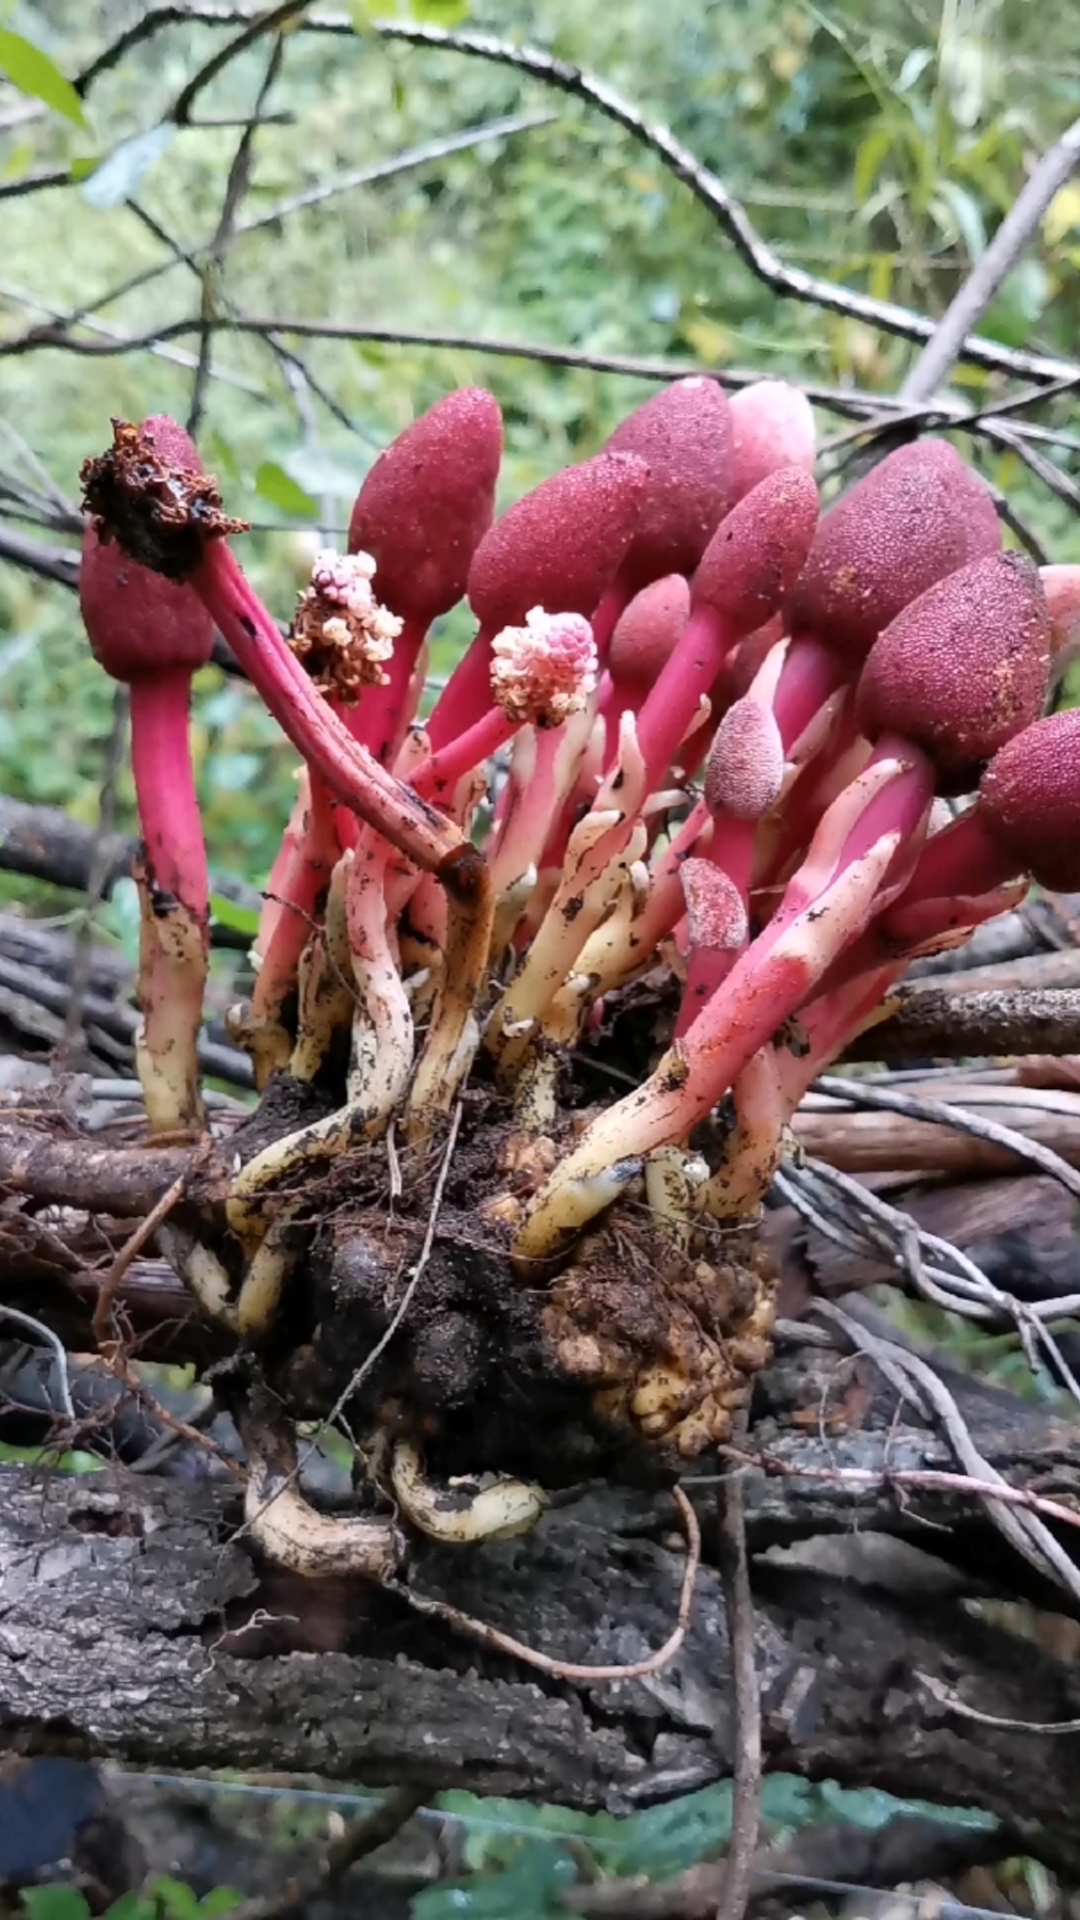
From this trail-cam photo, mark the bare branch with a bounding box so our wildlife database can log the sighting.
[901,112,1080,403]
[364,16,1079,388]
[169,0,315,129]
[844,986,1080,1062]
[187,32,289,436]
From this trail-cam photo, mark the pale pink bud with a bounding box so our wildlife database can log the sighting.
[730,381,816,502]
[705,697,786,820]
[490,607,599,727]
[979,710,1080,892]
[1041,565,1080,673]
[680,857,748,951]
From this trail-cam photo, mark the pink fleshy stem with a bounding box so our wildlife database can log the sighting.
[528,714,608,892]
[488,710,594,903]
[187,543,465,877]
[513,753,933,1261]
[633,602,735,787]
[422,624,495,751]
[672,838,752,1041]
[485,716,649,1077]
[626,801,713,961]
[590,580,631,664]
[289,852,356,1085]
[128,673,209,1135]
[228,835,416,1261]
[342,612,429,766]
[410,705,519,805]
[702,964,902,1224]
[488,804,649,1084]
[240,770,341,1090]
[702,1045,789,1222]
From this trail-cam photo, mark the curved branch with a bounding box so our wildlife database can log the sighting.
[901,112,1080,403]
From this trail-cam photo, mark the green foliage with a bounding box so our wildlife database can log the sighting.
[0,26,84,124]
[418,1778,997,1914]
[0,1441,103,1472]
[21,1882,243,1920]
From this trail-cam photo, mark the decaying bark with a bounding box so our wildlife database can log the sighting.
[2,1339,1079,1868]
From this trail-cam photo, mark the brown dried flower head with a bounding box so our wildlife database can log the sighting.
[290,548,403,701]
[79,418,248,581]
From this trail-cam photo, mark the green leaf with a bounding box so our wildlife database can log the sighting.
[413,1839,577,1920]
[0,1442,104,1472]
[0,28,85,125]
[409,0,471,23]
[105,1897,156,1920]
[21,1888,93,1920]
[210,892,260,938]
[852,124,894,204]
[254,461,318,518]
[932,180,986,260]
[82,124,176,209]
[147,1879,201,1920]
[196,1893,245,1917]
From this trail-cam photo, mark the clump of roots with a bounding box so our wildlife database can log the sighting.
[203,1072,775,1489]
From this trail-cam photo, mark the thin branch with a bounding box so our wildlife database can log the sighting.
[187,32,288,437]
[222,1786,428,1920]
[366,16,1079,388]
[844,986,1080,1062]
[0,526,78,588]
[812,1299,1080,1606]
[169,0,314,128]
[92,1147,210,1349]
[813,1072,1080,1203]
[238,108,557,235]
[0,1126,194,1215]
[901,112,1080,402]
[915,1671,1080,1735]
[0,1304,75,1422]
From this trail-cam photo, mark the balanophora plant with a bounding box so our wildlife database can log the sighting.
[78,379,1080,1580]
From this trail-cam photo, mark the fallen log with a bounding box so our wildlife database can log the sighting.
[3,1336,1080,1871]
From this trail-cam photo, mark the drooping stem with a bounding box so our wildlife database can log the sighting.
[187,543,464,875]
[245,770,340,1088]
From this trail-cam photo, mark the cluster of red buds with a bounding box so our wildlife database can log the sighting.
[79,380,1080,1467]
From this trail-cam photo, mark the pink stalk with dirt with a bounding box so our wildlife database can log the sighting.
[79,414,214,1135]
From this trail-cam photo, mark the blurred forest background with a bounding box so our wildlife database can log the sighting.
[4,0,1080,921]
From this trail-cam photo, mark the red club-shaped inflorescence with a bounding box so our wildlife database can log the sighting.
[976,708,1080,893]
[80,413,214,1135]
[346,388,504,766]
[425,449,649,752]
[855,550,1051,790]
[785,438,1002,663]
[603,376,735,591]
